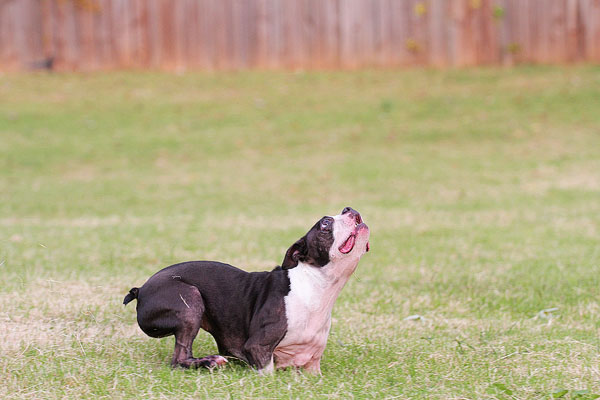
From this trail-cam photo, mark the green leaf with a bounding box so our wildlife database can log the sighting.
[487,383,513,395]
[551,389,568,398]
[493,5,505,19]
[573,390,600,400]
[574,390,590,397]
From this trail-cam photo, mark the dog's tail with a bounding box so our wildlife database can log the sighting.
[123,287,139,306]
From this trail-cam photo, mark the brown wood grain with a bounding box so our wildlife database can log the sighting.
[1,0,598,71]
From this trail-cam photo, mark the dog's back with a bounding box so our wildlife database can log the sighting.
[123,208,370,374]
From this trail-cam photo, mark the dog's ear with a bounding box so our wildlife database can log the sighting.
[281,236,307,270]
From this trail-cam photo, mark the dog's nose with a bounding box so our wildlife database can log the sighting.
[342,207,362,224]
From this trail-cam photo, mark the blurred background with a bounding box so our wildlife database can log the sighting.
[1,1,600,398]
[1,0,600,71]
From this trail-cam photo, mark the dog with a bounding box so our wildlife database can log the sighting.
[123,207,370,374]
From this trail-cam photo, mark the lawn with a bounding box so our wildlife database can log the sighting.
[1,66,599,399]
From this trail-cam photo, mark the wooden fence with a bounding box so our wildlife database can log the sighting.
[1,0,600,71]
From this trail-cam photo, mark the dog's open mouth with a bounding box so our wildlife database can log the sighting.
[339,223,369,254]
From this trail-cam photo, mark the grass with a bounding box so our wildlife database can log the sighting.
[1,65,599,399]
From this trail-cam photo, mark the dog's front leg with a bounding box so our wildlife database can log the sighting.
[242,337,276,375]
[303,357,322,375]
[258,356,275,375]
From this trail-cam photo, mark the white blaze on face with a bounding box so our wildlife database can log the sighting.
[328,212,370,275]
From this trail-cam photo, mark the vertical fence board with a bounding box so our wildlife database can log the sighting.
[479,0,499,64]
[592,0,600,60]
[338,0,351,68]
[566,0,582,61]
[128,0,141,68]
[511,0,529,64]
[261,0,279,69]
[304,0,320,68]
[1,0,20,68]
[581,0,600,60]
[233,0,249,69]
[0,0,598,71]
[146,0,160,68]
[499,0,511,64]
[246,0,259,67]
[387,0,399,66]
[77,4,96,69]
[197,0,214,69]
[40,0,55,65]
[428,0,447,67]
[212,0,227,69]
[52,0,77,70]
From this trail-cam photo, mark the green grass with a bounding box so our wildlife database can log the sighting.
[1,66,599,399]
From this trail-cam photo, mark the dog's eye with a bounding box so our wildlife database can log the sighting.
[320,219,332,230]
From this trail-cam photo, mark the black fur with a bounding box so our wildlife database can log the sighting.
[123,209,355,371]
[281,217,334,269]
[123,287,139,305]
[125,261,291,369]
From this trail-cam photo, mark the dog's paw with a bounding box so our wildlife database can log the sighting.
[195,355,228,369]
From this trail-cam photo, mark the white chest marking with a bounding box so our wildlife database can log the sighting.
[274,261,354,369]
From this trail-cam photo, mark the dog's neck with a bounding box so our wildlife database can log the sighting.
[287,260,359,310]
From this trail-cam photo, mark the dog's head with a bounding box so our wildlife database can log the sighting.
[282,207,370,273]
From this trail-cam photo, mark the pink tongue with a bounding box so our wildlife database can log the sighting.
[339,235,356,254]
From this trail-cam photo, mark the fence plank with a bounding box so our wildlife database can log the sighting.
[0,0,598,71]
[581,0,600,61]
[77,3,96,69]
[0,0,18,68]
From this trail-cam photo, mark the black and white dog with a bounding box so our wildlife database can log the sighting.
[123,207,370,374]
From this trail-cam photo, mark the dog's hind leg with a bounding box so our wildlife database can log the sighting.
[136,281,226,369]
[136,280,228,369]
[171,307,226,369]
[168,285,226,369]
[170,300,202,368]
